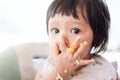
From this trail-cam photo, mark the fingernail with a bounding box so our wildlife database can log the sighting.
[83,41,88,45]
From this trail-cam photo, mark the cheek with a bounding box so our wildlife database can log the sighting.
[80,47,90,59]
[87,35,93,47]
[49,37,56,47]
[49,35,59,49]
[80,33,93,58]
[49,38,58,55]
[67,35,78,46]
[49,34,56,42]
[83,30,93,46]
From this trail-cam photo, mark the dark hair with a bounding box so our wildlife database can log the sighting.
[46,0,110,54]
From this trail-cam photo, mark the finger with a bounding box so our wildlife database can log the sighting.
[73,41,88,58]
[67,36,81,56]
[74,58,94,66]
[71,36,81,47]
[79,59,94,66]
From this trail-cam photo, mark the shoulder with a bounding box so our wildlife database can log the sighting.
[92,55,116,75]
[33,55,53,71]
[92,55,115,70]
[80,55,117,80]
[33,58,46,72]
[33,56,54,76]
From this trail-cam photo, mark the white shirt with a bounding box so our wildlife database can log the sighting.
[33,55,117,80]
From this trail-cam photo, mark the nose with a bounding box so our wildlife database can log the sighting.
[58,35,69,47]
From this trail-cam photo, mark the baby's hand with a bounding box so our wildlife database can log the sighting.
[52,36,94,76]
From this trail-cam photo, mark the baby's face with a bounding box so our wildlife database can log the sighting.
[48,11,93,59]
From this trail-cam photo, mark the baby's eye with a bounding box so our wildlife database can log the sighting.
[52,28,59,34]
[71,28,80,34]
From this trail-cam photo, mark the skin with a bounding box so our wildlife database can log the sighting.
[48,12,93,59]
[35,8,94,80]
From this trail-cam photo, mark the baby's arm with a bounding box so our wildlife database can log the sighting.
[34,72,43,80]
[34,66,70,80]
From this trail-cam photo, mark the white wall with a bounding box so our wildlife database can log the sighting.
[106,0,120,49]
[0,0,52,52]
[0,0,120,52]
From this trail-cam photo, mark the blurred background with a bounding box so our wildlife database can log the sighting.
[0,0,120,52]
